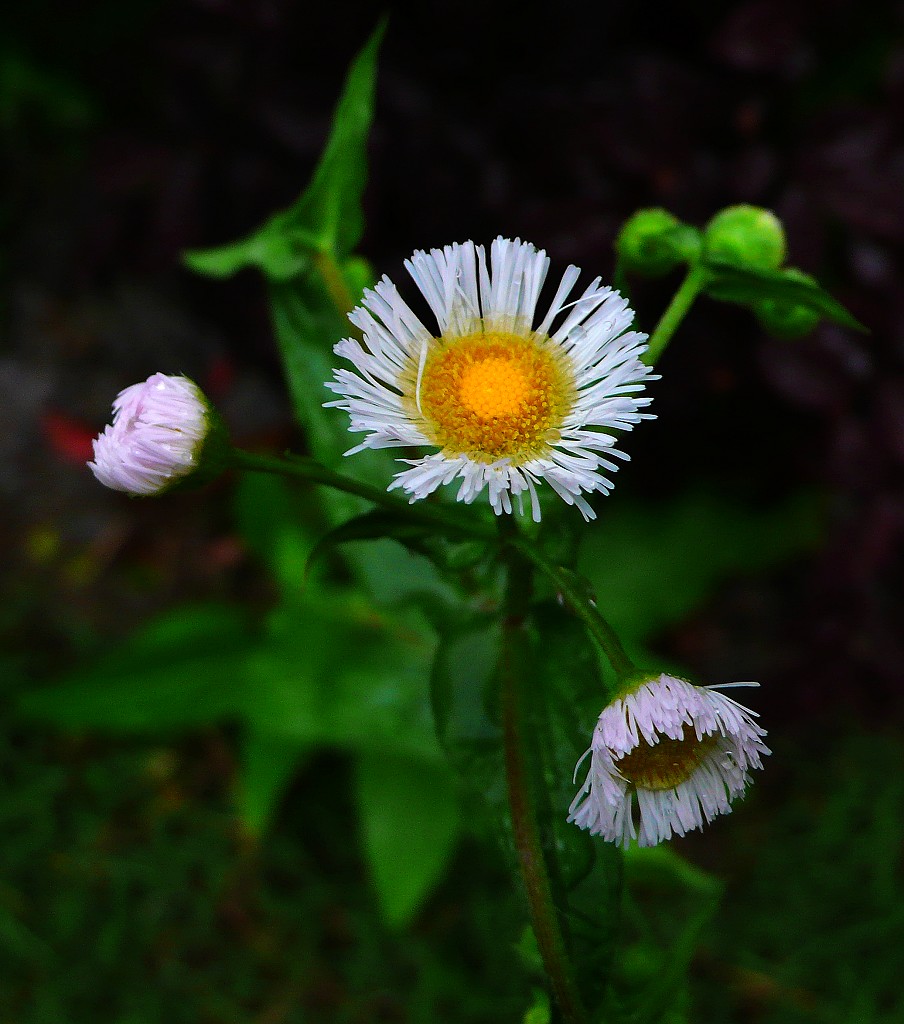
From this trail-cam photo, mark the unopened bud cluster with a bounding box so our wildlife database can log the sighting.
[618,203,820,339]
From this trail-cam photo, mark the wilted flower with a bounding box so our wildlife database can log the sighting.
[569,673,769,847]
[326,237,656,521]
[89,373,213,496]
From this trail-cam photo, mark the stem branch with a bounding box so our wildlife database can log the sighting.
[644,264,707,365]
[512,540,635,680]
[230,448,496,541]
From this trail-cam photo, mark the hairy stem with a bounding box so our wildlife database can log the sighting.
[644,264,707,365]
[230,448,496,540]
[500,536,590,1024]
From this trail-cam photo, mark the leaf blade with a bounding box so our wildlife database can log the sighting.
[354,752,460,929]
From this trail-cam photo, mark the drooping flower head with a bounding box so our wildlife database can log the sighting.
[326,238,656,521]
[569,673,769,848]
[89,373,214,496]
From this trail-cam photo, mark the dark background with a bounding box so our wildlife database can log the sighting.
[2,1,903,1021]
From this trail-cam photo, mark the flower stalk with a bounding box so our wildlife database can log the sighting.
[513,541,635,681]
[229,447,497,540]
[644,264,708,366]
[499,528,590,1024]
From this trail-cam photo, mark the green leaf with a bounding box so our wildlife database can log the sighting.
[268,277,359,472]
[20,588,441,764]
[232,473,321,597]
[281,21,385,258]
[529,603,604,891]
[245,594,443,764]
[181,225,314,281]
[577,489,823,664]
[305,509,494,587]
[18,604,256,731]
[305,509,435,576]
[523,988,552,1024]
[236,729,310,837]
[270,283,464,617]
[183,22,384,278]
[354,752,459,928]
[267,278,400,514]
[623,846,722,900]
[702,259,867,332]
[431,614,503,774]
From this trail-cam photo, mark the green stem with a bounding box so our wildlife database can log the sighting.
[512,540,635,680]
[500,537,589,1024]
[230,448,496,541]
[644,264,707,365]
[313,249,358,320]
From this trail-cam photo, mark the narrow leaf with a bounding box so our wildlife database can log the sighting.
[283,20,385,256]
[182,22,384,278]
[703,259,867,332]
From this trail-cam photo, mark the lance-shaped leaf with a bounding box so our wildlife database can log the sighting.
[17,604,256,731]
[183,23,385,280]
[354,752,460,929]
[19,590,443,769]
[702,258,867,333]
[304,509,436,578]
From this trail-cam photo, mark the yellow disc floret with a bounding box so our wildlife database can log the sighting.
[614,729,718,791]
[459,357,530,419]
[414,330,573,463]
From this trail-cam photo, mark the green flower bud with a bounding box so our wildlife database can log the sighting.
[616,208,701,277]
[703,205,786,271]
[754,268,821,339]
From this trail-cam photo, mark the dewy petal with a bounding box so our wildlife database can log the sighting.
[88,373,209,496]
[568,674,770,848]
[326,237,658,521]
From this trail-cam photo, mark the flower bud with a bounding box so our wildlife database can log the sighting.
[616,209,701,277]
[703,205,786,271]
[89,373,227,496]
[754,268,821,339]
[569,673,769,847]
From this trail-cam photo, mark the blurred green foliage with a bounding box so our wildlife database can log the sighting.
[578,489,823,667]
[696,734,904,1024]
[5,702,902,1021]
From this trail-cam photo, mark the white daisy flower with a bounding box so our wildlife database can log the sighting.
[325,237,656,522]
[568,673,769,848]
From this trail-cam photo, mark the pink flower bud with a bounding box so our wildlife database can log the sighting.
[89,373,211,496]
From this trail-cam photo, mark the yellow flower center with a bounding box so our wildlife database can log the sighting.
[614,729,718,791]
[459,357,529,419]
[414,330,572,463]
